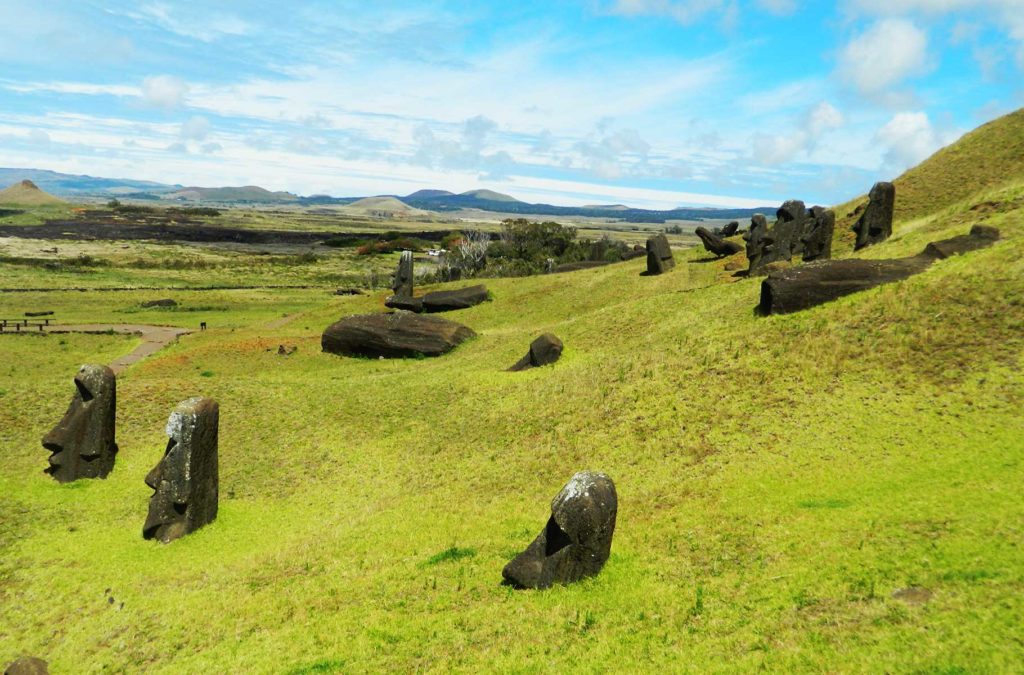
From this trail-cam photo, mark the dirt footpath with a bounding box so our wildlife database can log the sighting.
[46,324,191,374]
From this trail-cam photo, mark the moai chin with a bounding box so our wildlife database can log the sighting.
[41,364,117,483]
[143,397,219,543]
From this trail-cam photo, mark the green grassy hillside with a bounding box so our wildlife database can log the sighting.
[1,143,1022,670]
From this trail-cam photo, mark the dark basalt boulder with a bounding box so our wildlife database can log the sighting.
[142,299,177,308]
[695,226,743,257]
[758,226,1000,315]
[509,333,564,371]
[334,288,364,296]
[645,234,675,274]
[384,295,424,312]
[143,397,219,544]
[801,206,835,262]
[853,181,895,250]
[41,364,118,483]
[422,284,489,312]
[322,312,476,358]
[4,657,49,675]
[502,471,618,589]
[392,250,414,297]
[719,221,739,237]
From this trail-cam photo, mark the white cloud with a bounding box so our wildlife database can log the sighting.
[875,111,945,168]
[142,75,189,110]
[751,101,845,164]
[180,116,210,141]
[838,19,930,95]
[136,3,251,43]
[756,0,798,14]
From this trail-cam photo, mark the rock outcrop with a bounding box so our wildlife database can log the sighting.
[322,313,476,358]
[502,471,618,589]
[508,333,564,371]
[645,234,675,275]
[41,365,118,483]
[695,226,743,257]
[853,181,895,250]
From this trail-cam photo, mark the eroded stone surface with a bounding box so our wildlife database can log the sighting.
[143,397,219,543]
[422,285,489,312]
[853,181,895,250]
[41,364,117,483]
[4,657,49,675]
[719,221,739,237]
[502,471,617,589]
[392,250,414,297]
[743,214,771,275]
[509,333,564,371]
[801,206,835,262]
[322,312,476,358]
[695,227,743,257]
[645,234,675,275]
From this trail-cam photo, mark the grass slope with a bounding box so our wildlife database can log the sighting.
[1,167,1022,670]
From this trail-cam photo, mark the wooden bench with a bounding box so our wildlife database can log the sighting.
[0,318,53,332]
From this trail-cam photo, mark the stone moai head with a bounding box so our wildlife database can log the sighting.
[853,181,895,250]
[645,234,675,275]
[502,471,618,589]
[41,364,117,483]
[801,206,835,262]
[774,199,807,260]
[392,250,414,297]
[143,397,219,543]
[744,214,772,273]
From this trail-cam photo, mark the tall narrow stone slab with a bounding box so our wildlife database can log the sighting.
[41,364,117,483]
[143,397,219,543]
[853,181,895,250]
[391,250,414,298]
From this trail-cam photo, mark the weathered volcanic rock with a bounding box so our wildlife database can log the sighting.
[554,260,611,273]
[392,250,414,297]
[743,214,772,275]
[719,221,739,237]
[502,471,618,589]
[695,226,743,257]
[422,284,489,312]
[142,299,176,308]
[801,206,835,262]
[645,234,675,275]
[4,657,49,675]
[623,244,647,261]
[774,199,808,260]
[758,226,1000,315]
[322,313,476,358]
[384,295,424,312]
[509,333,564,371]
[41,364,118,483]
[853,181,895,250]
[143,397,219,544]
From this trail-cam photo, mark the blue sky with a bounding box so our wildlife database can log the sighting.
[0,1,1021,208]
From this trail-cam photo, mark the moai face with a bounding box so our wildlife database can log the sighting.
[744,214,772,273]
[645,234,675,274]
[853,181,896,250]
[392,250,414,297]
[502,471,618,589]
[143,397,219,543]
[801,206,835,262]
[774,200,807,260]
[41,364,117,483]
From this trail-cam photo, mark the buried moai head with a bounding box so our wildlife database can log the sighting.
[853,181,895,250]
[645,234,675,275]
[41,364,117,483]
[502,471,618,589]
[801,206,836,262]
[143,397,219,543]
[392,250,414,297]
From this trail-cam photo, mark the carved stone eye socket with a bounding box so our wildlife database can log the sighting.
[74,378,94,402]
[544,516,572,557]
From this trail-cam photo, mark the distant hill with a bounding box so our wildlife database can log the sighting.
[405,189,455,199]
[166,186,299,203]
[0,168,178,196]
[583,204,631,211]
[0,179,66,206]
[340,196,429,217]
[460,189,520,202]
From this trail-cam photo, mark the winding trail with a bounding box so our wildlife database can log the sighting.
[46,324,192,374]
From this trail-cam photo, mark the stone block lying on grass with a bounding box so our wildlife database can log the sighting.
[508,333,564,371]
[322,312,476,358]
[42,364,118,483]
[385,284,490,313]
[502,471,618,589]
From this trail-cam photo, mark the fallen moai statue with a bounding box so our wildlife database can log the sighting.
[695,226,743,257]
[508,333,563,371]
[718,221,739,237]
[853,181,895,250]
[41,364,118,483]
[758,225,1000,315]
[502,471,618,589]
[143,397,219,543]
[322,312,476,358]
[645,234,675,275]
[385,284,490,313]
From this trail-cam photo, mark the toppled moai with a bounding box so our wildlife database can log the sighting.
[695,226,743,257]
[41,364,118,483]
[508,333,564,371]
[143,397,219,543]
[322,312,476,358]
[391,250,414,298]
[502,471,618,589]
[645,234,675,275]
[800,206,836,262]
[853,181,895,250]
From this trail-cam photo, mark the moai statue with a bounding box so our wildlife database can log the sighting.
[41,364,117,483]
[508,333,564,371]
[744,214,772,274]
[645,234,675,275]
[502,471,618,589]
[143,397,219,543]
[853,181,895,250]
[392,250,414,298]
[719,221,739,237]
[695,226,743,257]
[801,206,836,262]
[773,199,807,260]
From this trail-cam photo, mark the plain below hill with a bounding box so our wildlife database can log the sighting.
[166,185,299,203]
[0,179,67,206]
